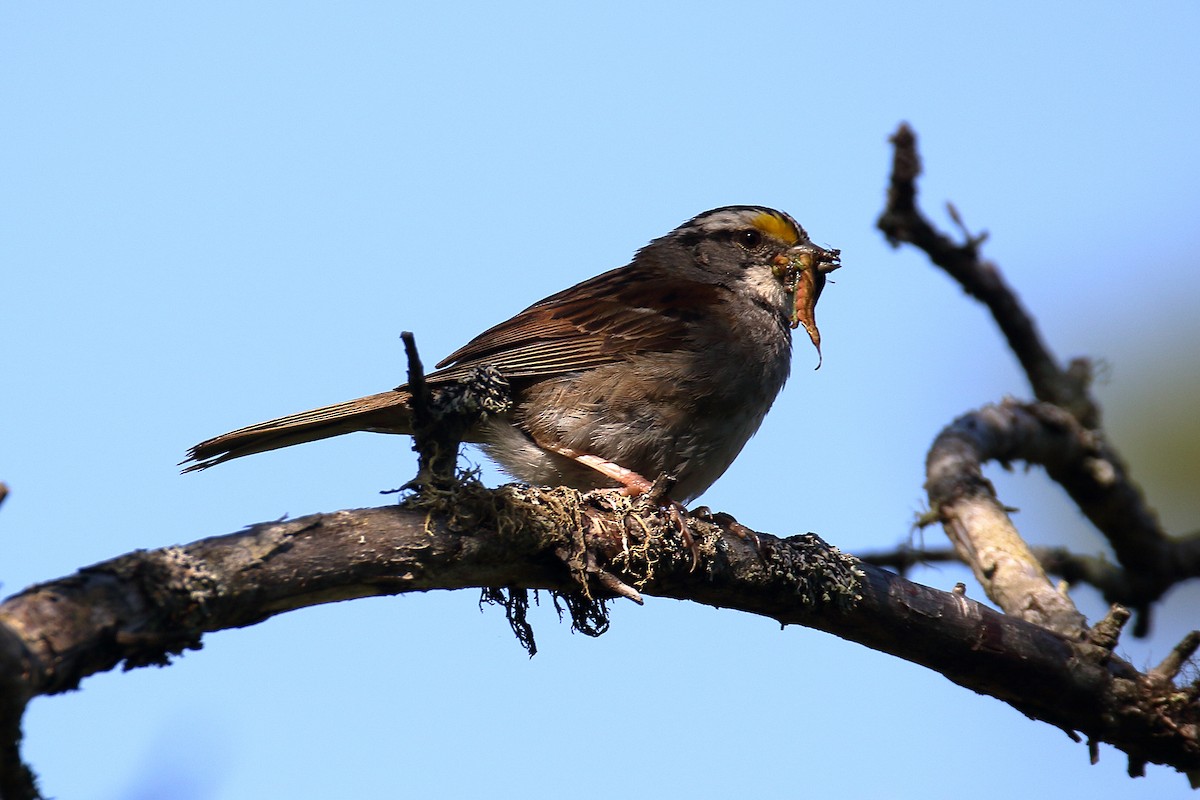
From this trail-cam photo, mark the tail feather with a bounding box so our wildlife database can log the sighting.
[182,390,413,472]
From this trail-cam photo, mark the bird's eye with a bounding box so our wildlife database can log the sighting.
[734,229,762,249]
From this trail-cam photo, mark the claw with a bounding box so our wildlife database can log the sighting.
[704,510,766,560]
[553,447,699,570]
[664,501,699,573]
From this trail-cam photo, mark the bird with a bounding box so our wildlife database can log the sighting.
[184,206,840,504]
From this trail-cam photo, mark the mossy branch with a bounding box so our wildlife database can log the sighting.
[0,486,1197,798]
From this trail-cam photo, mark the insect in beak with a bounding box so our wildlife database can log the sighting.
[773,244,841,367]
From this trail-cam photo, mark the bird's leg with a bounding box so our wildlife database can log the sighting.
[639,473,698,573]
[568,453,654,497]
[663,501,699,572]
[546,446,700,572]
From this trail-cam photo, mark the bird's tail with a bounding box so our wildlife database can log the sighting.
[182,390,413,472]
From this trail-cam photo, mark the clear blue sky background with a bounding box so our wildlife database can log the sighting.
[4,3,1200,798]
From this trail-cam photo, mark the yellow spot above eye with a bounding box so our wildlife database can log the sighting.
[750,211,801,246]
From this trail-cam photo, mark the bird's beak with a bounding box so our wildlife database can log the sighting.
[773,243,841,367]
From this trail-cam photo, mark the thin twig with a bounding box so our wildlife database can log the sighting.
[860,543,1130,600]
[400,332,512,490]
[1150,631,1200,683]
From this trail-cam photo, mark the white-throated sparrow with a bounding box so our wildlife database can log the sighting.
[185,206,840,502]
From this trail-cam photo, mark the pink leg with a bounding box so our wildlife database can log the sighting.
[570,453,654,496]
[547,445,698,571]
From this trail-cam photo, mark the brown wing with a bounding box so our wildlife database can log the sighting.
[426,264,723,383]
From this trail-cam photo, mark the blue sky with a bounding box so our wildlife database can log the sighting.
[4,3,1200,798]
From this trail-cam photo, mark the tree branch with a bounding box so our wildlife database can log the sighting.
[876,122,1096,426]
[925,401,1088,636]
[860,542,1135,602]
[876,123,1197,633]
[868,399,1200,630]
[0,487,1197,795]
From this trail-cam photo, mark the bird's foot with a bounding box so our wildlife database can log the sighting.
[690,507,764,558]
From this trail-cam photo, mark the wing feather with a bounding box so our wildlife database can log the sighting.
[427,265,723,383]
